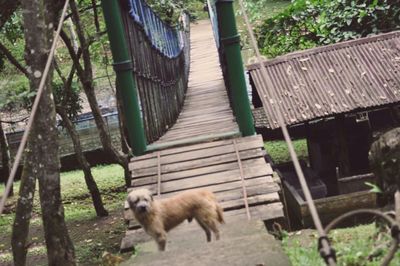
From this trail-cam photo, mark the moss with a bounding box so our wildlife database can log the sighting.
[264,139,308,165]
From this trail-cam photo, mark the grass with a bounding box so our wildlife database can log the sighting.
[264,139,308,165]
[0,164,130,265]
[283,224,400,266]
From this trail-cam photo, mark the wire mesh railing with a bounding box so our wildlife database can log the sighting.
[120,0,190,144]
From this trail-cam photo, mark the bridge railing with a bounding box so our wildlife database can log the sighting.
[119,0,190,144]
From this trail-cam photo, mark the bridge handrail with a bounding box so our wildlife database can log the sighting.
[127,0,185,58]
[207,0,220,49]
[119,0,190,144]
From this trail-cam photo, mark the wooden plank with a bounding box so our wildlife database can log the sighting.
[165,123,237,135]
[166,124,237,133]
[220,193,281,210]
[131,138,264,169]
[132,157,268,184]
[127,176,279,198]
[140,167,273,194]
[215,183,279,203]
[179,106,232,116]
[177,111,233,120]
[161,127,237,141]
[134,134,262,161]
[174,115,234,125]
[224,202,284,221]
[132,162,272,189]
[146,131,241,154]
[131,148,265,179]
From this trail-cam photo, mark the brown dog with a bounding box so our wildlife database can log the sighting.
[126,188,224,251]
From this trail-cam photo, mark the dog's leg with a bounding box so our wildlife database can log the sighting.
[195,218,212,242]
[154,231,167,251]
[207,220,220,241]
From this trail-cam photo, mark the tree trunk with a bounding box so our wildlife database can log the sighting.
[67,0,130,186]
[11,148,36,266]
[0,122,12,196]
[12,0,76,265]
[67,18,79,53]
[57,107,108,217]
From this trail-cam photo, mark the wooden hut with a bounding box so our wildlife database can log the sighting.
[248,31,400,226]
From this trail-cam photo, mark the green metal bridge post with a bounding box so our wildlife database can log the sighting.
[101,0,147,156]
[216,0,255,136]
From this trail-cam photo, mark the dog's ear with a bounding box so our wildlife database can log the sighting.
[127,194,138,209]
[150,194,154,201]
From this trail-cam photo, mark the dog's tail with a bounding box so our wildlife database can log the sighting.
[216,205,225,224]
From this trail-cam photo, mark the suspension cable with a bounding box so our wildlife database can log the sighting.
[0,0,71,215]
[236,0,336,264]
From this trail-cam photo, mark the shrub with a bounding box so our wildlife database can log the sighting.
[257,0,400,58]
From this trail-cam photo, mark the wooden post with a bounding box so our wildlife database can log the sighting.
[335,115,350,176]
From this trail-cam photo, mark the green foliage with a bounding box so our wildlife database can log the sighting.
[365,181,383,193]
[283,224,400,266]
[0,79,31,111]
[0,11,25,73]
[238,0,291,23]
[2,12,23,44]
[264,139,308,164]
[52,80,82,121]
[146,0,207,24]
[257,0,400,58]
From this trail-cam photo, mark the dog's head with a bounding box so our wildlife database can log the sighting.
[127,188,154,215]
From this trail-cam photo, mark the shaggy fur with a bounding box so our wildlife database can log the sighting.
[127,188,224,251]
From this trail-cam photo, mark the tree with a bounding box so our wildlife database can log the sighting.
[12,0,75,265]
[0,1,110,218]
[53,61,108,217]
[61,0,131,186]
[257,0,400,58]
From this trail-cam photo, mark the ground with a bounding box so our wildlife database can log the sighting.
[0,164,133,265]
[284,225,400,266]
[1,155,400,265]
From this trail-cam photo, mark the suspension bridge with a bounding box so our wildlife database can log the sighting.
[101,0,288,264]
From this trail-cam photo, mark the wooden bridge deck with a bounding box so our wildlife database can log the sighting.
[152,20,239,148]
[121,20,284,252]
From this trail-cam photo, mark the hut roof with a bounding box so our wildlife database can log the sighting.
[248,31,400,129]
